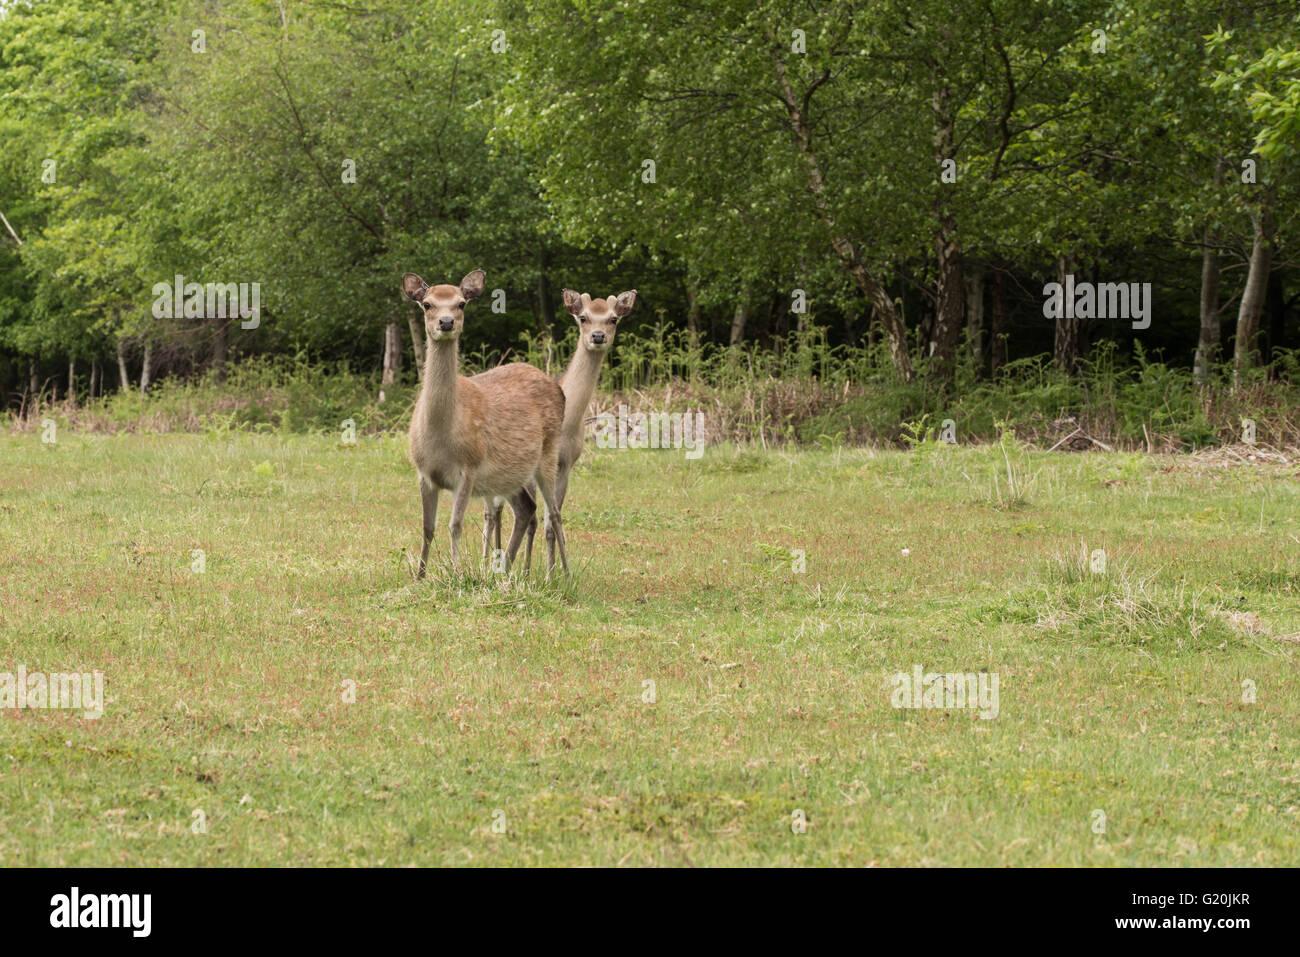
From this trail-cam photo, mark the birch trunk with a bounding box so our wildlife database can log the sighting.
[382,321,403,387]
[1193,224,1221,382]
[1233,200,1273,385]
[117,339,130,393]
[729,288,750,347]
[139,340,153,394]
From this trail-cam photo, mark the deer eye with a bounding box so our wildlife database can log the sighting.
[580,316,588,324]
[457,300,466,309]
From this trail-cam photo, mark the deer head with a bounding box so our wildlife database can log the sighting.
[562,288,636,352]
[403,269,486,342]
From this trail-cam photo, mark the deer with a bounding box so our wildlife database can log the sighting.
[403,269,570,580]
[483,287,636,572]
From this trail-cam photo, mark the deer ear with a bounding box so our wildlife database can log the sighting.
[613,289,637,317]
[459,269,486,301]
[402,273,428,302]
[561,288,583,317]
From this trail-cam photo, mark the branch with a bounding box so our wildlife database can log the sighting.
[273,47,384,242]
[0,209,23,246]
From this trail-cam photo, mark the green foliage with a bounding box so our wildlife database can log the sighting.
[1210,22,1300,161]
[1,0,1298,410]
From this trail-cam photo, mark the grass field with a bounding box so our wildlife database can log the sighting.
[2,429,1298,866]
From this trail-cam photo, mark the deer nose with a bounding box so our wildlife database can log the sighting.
[591,331,606,344]
[438,318,455,332]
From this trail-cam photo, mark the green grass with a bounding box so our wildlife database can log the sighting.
[1,431,1298,866]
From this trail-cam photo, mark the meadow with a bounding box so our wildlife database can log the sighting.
[1,429,1298,866]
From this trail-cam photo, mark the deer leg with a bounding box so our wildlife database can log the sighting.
[448,473,474,568]
[555,469,570,511]
[535,471,569,580]
[418,477,439,580]
[520,481,538,573]
[482,501,494,562]
[545,469,570,575]
[483,498,505,565]
[503,488,535,574]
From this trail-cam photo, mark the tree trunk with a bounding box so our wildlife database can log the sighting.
[772,285,788,347]
[1053,254,1080,373]
[729,287,751,347]
[117,339,130,392]
[991,269,1007,374]
[841,252,909,376]
[1194,158,1225,382]
[685,273,702,339]
[769,46,913,380]
[965,267,985,375]
[1193,222,1221,382]
[90,359,100,399]
[382,321,402,386]
[538,251,556,336]
[67,358,76,407]
[407,313,425,380]
[1233,199,1273,385]
[212,317,229,383]
[139,340,153,394]
[930,229,964,377]
[28,358,38,406]
[928,83,964,384]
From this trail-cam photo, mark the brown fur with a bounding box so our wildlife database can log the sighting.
[483,287,636,568]
[404,270,569,578]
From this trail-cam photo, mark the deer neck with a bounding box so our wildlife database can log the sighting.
[560,343,606,436]
[416,336,461,433]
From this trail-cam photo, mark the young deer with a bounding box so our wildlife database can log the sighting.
[404,269,569,579]
[484,288,636,571]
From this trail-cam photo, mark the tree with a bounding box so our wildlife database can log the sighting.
[1211,20,1300,382]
